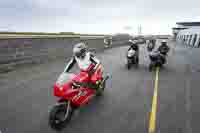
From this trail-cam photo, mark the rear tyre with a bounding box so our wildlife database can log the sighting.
[134,62,138,68]
[127,63,131,69]
[49,102,74,130]
[149,63,153,72]
[134,57,139,68]
[127,59,132,70]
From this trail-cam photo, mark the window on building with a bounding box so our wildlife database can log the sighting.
[193,34,197,46]
[198,35,200,47]
[187,35,190,43]
[185,35,187,43]
[185,35,187,42]
[189,35,192,45]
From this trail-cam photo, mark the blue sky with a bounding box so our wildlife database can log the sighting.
[0,0,200,34]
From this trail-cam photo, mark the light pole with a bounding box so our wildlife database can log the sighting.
[138,25,142,35]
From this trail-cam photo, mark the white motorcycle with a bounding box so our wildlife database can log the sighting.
[126,49,139,69]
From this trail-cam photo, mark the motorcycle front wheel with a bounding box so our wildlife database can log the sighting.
[127,63,131,69]
[126,59,132,70]
[49,101,74,130]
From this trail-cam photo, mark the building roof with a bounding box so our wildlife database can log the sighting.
[178,27,200,35]
[176,22,200,26]
[172,27,188,30]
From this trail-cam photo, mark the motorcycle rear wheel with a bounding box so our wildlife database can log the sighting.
[127,63,131,69]
[49,101,74,130]
[149,63,153,71]
[127,59,132,69]
[134,57,139,68]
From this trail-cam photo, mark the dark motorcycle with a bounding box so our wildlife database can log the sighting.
[126,49,139,69]
[149,52,166,71]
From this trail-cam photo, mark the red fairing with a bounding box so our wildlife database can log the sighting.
[54,83,71,97]
[92,67,103,82]
[53,63,103,107]
[72,71,90,83]
[53,83,60,97]
[71,88,95,106]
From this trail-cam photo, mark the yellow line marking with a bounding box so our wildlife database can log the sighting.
[149,67,160,133]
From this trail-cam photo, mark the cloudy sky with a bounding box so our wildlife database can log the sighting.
[0,0,200,35]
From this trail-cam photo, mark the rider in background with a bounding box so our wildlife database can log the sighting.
[147,38,156,52]
[128,39,139,52]
[104,36,112,47]
[148,40,170,64]
[127,39,139,61]
[157,40,170,56]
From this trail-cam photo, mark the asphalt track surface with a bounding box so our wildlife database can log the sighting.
[0,40,200,133]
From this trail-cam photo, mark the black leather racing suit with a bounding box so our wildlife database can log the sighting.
[157,44,170,64]
[158,44,170,56]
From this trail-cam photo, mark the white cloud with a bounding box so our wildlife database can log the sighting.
[0,0,199,34]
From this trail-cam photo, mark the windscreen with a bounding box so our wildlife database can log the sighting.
[56,72,75,86]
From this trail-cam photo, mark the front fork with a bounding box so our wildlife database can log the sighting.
[64,101,71,120]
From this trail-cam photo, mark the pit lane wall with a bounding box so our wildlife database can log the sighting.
[0,37,128,73]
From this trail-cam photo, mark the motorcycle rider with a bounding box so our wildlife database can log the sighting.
[127,39,139,58]
[158,40,170,55]
[104,36,112,47]
[147,38,156,52]
[64,42,103,90]
[149,40,169,64]
[157,40,170,64]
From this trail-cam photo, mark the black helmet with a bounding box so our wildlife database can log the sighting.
[161,40,167,45]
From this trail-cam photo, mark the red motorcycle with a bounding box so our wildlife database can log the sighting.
[48,64,109,129]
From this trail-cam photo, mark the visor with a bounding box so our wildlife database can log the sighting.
[75,52,82,58]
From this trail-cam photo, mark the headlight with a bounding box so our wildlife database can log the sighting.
[127,51,135,57]
[59,86,63,91]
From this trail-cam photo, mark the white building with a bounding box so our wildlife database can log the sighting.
[173,22,200,47]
